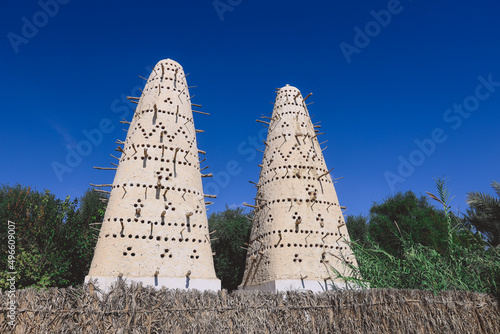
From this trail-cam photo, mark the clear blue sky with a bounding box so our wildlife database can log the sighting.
[1,0,499,217]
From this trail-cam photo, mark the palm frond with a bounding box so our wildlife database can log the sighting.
[466,181,500,247]
[491,180,500,198]
[467,192,500,214]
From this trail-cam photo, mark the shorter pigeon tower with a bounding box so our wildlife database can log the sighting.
[85,59,221,292]
[239,85,357,292]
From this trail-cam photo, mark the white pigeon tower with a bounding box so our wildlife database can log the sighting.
[85,59,220,292]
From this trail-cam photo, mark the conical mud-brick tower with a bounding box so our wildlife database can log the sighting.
[240,85,357,292]
[85,59,220,292]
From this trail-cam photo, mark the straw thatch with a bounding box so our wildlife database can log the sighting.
[0,282,498,333]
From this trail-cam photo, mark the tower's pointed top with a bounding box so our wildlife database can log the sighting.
[278,84,299,92]
[155,58,183,69]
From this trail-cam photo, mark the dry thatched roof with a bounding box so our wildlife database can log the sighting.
[1,282,498,333]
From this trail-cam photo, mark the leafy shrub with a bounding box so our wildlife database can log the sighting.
[0,185,105,289]
[208,206,252,291]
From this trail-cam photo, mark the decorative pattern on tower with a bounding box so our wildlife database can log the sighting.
[239,85,357,292]
[85,59,220,292]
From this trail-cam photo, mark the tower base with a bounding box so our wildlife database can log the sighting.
[85,275,221,293]
[239,279,356,293]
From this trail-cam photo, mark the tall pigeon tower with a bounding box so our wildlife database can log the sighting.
[85,59,220,292]
[240,85,357,292]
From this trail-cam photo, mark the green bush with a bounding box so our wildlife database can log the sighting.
[341,233,499,294]
[0,185,105,289]
[339,181,499,295]
[367,191,450,257]
[345,214,368,246]
[208,206,252,291]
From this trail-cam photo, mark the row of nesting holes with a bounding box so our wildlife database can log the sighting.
[275,101,305,108]
[257,229,339,239]
[107,234,208,243]
[277,110,308,117]
[122,155,194,167]
[272,244,344,250]
[262,165,328,177]
[255,196,336,206]
[246,244,344,253]
[112,184,201,197]
[264,157,323,165]
[266,174,319,181]
[113,220,205,228]
[261,174,331,185]
[261,165,326,177]
[109,219,205,228]
[126,143,193,155]
[122,249,200,260]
